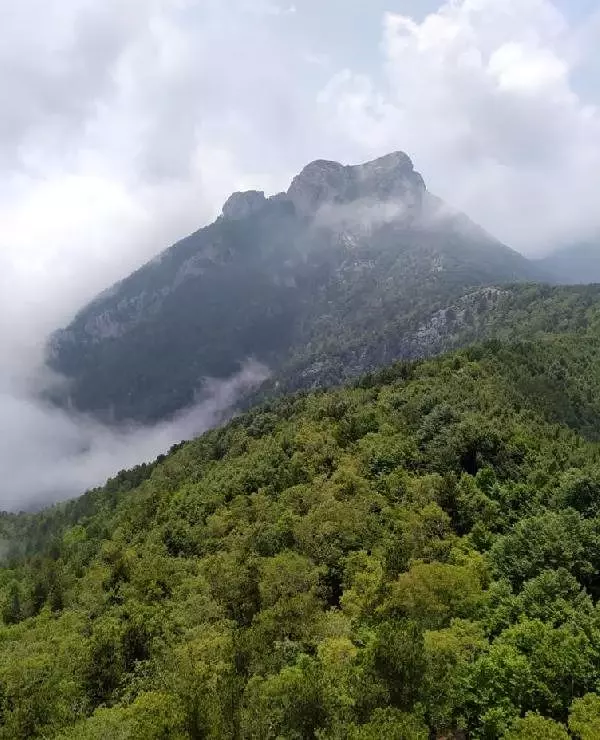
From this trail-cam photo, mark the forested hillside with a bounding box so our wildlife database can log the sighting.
[255,282,600,401]
[5,336,600,737]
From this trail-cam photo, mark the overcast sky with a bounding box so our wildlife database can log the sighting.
[2,0,600,509]
[2,0,600,339]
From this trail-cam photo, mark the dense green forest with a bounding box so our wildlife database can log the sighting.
[6,336,600,737]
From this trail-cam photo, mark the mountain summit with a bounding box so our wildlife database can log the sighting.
[286,152,425,216]
[49,152,542,422]
[219,152,425,223]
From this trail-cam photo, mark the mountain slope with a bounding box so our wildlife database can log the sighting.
[539,242,600,284]
[5,336,600,737]
[48,152,542,422]
[248,281,600,403]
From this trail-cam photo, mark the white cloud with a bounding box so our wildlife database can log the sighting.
[318,0,600,253]
[0,361,268,512]
[0,0,307,339]
[0,0,304,510]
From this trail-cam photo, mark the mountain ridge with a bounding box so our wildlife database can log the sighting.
[539,241,600,284]
[48,151,543,423]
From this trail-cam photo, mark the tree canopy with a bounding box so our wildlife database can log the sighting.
[4,336,600,737]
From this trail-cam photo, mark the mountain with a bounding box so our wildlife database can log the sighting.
[539,242,600,284]
[48,152,543,423]
[6,334,600,737]
[251,281,600,404]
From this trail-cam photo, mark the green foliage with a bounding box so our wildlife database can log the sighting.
[336,708,429,739]
[7,336,600,736]
[241,658,325,739]
[569,693,600,739]
[504,712,569,739]
[56,692,187,740]
[383,559,485,629]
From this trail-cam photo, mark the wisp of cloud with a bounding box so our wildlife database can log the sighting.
[0,360,269,512]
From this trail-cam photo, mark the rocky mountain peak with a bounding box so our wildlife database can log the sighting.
[356,151,415,179]
[221,190,267,220]
[355,152,425,200]
[286,159,349,216]
[286,151,426,217]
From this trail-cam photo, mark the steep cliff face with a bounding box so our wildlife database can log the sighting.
[221,191,268,220]
[48,152,542,422]
[286,151,425,217]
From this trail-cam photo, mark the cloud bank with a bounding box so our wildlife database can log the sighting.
[318,0,600,253]
[0,0,300,510]
[2,0,600,509]
[0,361,268,512]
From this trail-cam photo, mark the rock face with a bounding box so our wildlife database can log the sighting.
[48,151,544,423]
[286,152,425,217]
[221,191,267,220]
[218,153,426,222]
